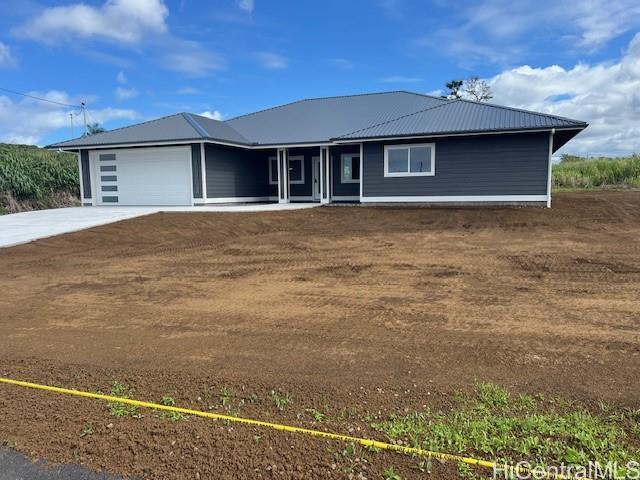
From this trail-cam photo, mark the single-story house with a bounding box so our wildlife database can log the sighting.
[48,91,587,207]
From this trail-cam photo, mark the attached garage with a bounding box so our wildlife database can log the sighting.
[90,146,192,206]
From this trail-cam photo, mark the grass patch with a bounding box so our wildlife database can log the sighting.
[159,395,187,422]
[0,144,79,210]
[106,381,139,418]
[553,154,640,190]
[369,382,640,471]
[271,389,293,411]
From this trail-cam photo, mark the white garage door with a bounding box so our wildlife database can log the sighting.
[93,147,192,206]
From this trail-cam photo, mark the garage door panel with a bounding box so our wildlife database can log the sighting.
[93,147,191,206]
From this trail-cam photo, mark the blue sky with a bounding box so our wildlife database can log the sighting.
[1,0,639,155]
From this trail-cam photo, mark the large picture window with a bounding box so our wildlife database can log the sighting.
[384,143,435,177]
[341,153,360,183]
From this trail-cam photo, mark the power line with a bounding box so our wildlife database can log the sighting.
[0,86,82,109]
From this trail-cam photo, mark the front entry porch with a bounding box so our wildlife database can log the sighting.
[264,144,362,204]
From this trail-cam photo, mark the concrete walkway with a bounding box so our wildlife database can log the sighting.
[0,203,318,248]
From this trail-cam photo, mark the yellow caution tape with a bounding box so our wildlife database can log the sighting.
[0,377,571,479]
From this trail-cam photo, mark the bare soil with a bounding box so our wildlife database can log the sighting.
[1,191,639,479]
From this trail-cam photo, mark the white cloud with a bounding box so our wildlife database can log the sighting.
[256,52,288,70]
[236,0,254,13]
[488,33,640,156]
[116,71,127,84]
[417,0,640,66]
[379,75,422,83]
[328,58,354,70]
[0,42,16,67]
[198,110,223,120]
[114,86,138,101]
[0,90,138,145]
[570,0,640,49]
[165,40,225,76]
[15,0,169,44]
[177,87,200,95]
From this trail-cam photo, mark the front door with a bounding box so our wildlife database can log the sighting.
[312,156,321,201]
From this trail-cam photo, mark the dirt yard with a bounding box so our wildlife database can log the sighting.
[1,192,639,479]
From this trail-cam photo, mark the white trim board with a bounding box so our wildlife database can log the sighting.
[53,127,585,152]
[205,196,272,204]
[332,195,360,201]
[361,195,548,203]
[333,127,583,144]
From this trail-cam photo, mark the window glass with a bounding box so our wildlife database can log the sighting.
[343,157,352,180]
[270,157,278,183]
[388,148,408,173]
[409,146,431,173]
[351,156,360,180]
[289,158,303,182]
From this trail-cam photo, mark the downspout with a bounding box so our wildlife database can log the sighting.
[547,128,555,208]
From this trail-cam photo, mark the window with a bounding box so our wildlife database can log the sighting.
[341,153,360,183]
[269,155,304,184]
[288,156,304,184]
[384,143,435,177]
[269,156,278,184]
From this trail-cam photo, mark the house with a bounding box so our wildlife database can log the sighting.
[48,91,587,208]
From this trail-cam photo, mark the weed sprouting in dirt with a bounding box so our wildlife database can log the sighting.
[80,423,94,438]
[1,438,17,449]
[369,382,640,471]
[219,387,234,407]
[271,389,292,411]
[305,408,326,422]
[159,395,187,422]
[107,381,138,418]
[383,466,402,480]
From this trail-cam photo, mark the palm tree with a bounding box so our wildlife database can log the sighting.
[85,123,106,136]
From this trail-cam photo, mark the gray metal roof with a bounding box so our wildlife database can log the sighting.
[47,91,587,149]
[49,113,209,148]
[225,91,447,145]
[336,99,587,140]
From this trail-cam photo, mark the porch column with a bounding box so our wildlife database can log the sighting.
[200,143,207,202]
[320,146,330,204]
[277,147,290,204]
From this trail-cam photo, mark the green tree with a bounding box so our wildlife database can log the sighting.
[444,80,463,99]
[85,123,106,136]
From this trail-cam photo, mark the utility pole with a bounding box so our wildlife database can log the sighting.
[69,112,74,138]
[81,102,87,136]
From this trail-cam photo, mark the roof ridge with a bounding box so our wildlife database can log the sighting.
[399,90,449,102]
[456,98,587,125]
[51,112,194,146]
[181,112,209,138]
[225,91,419,123]
[334,99,457,139]
[189,112,252,144]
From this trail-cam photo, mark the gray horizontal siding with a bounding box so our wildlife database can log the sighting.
[80,150,91,199]
[362,132,549,197]
[288,148,313,197]
[331,145,359,197]
[205,144,269,198]
[191,144,203,199]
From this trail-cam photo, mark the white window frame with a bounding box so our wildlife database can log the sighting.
[384,143,435,177]
[288,155,305,185]
[268,156,278,184]
[340,153,360,183]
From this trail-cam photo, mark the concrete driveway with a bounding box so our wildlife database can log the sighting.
[0,203,318,248]
[0,447,124,480]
